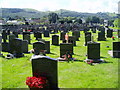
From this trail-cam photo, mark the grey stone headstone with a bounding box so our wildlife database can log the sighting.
[22,40,28,53]
[33,41,45,55]
[52,35,59,45]
[31,55,58,88]
[60,43,73,57]
[113,42,120,58]
[87,42,100,59]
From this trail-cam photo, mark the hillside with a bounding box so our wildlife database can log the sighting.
[0,8,117,20]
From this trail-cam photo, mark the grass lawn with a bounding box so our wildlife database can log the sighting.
[1,30,119,88]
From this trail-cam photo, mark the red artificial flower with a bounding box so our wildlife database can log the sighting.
[26,76,48,88]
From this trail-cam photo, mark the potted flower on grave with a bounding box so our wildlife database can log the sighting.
[26,76,49,89]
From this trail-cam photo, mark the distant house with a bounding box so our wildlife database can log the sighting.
[0,19,6,25]
[6,20,24,25]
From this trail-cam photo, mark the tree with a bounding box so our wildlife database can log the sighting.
[113,18,120,28]
[48,13,59,23]
[75,18,82,24]
[91,16,100,23]
[86,17,92,23]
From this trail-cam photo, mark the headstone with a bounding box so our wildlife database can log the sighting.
[44,30,50,37]
[52,35,59,45]
[2,42,9,52]
[7,30,11,35]
[2,30,7,42]
[45,41,50,54]
[22,40,28,53]
[12,38,24,57]
[35,32,42,40]
[68,36,76,46]
[72,30,80,41]
[84,32,91,46]
[97,32,106,41]
[0,36,2,55]
[9,34,16,53]
[23,33,31,44]
[113,42,120,58]
[87,42,100,59]
[13,31,18,38]
[33,41,45,55]
[60,43,73,57]
[106,28,113,38]
[31,55,58,88]
[60,32,66,40]
[118,30,120,38]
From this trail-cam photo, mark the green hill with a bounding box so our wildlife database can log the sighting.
[0,8,117,20]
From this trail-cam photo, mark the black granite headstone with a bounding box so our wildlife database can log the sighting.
[113,42,120,58]
[72,30,80,41]
[44,30,50,37]
[23,34,31,44]
[31,55,58,88]
[68,36,76,46]
[97,32,106,41]
[87,42,100,59]
[52,35,59,45]
[2,30,7,42]
[45,41,50,54]
[13,31,18,38]
[106,28,113,38]
[33,41,45,55]
[22,40,28,53]
[2,42,9,52]
[84,32,91,46]
[60,43,73,57]
[60,32,66,40]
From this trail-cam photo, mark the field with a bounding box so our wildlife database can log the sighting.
[1,30,119,88]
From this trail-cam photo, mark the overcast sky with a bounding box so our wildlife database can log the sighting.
[0,0,120,13]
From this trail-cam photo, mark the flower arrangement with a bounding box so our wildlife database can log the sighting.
[26,76,48,88]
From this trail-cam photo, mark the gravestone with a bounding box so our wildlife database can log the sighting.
[7,30,11,35]
[97,32,106,41]
[113,42,120,58]
[106,28,113,38]
[84,32,91,46]
[13,31,18,38]
[38,38,45,42]
[44,30,50,37]
[23,33,31,44]
[45,41,50,54]
[60,32,66,40]
[2,30,7,42]
[31,55,58,88]
[9,34,16,53]
[117,30,120,38]
[0,36,2,55]
[52,35,59,45]
[68,36,76,46]
[22,40,28,53]
[12,38,24,57]
[60,43,73,57]
[35,32,42,40]
[72,30,80,41]
[87,42,100,59]
[2,42,9,52]
[33,41,45,55]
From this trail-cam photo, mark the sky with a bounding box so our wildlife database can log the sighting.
[0,0,120,13]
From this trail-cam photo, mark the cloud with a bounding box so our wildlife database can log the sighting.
[1,0,119,13]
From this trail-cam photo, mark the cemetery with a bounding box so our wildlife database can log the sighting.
[0,23,119,89]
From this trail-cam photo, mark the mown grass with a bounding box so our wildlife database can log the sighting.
[1,30,119,88]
